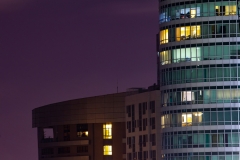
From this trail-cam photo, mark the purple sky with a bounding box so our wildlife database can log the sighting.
[0,0,158,159]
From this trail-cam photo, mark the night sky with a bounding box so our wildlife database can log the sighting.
[0,0,158,159]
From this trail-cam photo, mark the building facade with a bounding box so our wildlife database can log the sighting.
[159,0,240,160]
[32,92,134,160]
[125,90,161,160]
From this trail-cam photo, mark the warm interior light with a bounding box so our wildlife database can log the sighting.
[103,145,112,155]
[194,112,203,116]
[103,123,112,139]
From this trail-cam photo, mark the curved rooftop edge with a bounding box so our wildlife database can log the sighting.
[32,91,137,128]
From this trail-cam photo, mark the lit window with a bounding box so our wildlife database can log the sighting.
[176,26,201,41]
[77,124,88,137]
[77,131,88,137]
[103,145,112,155]
[182,91,195,102]
[103,123,112,139]
[182,113,192,126]
[160,29,168,44]
[215,5,236,16]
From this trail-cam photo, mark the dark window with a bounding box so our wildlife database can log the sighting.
[143,135,148,147]
[151,134,156,146]
[138,151,142,160]
[132,105,135,132]
[77,146,88,153]
[128,153,132,160]
[139,104,142,131]
[151,117,155,130]
[128,121,131,133]
[41,148,54,155]
[132,137,135,152]
[58,147,70,154]
[77,124,88,137]
[63,125,70,141]
[144,151,148,160]
[150,150,156,160]
[150,101,155,113]
[143,118,147,131]
[142,102,147,114]
[126,105,131,117]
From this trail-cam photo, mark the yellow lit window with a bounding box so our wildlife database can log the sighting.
[103,123,112,139]
[225,5,236,15]
[160,29,168,44]
[216,5,236,15]
[176,26,201,41]
[103,145,112,155]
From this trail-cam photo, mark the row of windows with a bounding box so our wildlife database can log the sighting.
[162,88,240,106]
[48,123,111,142]
[126,105,135,117]
[160,23,239,44]
[127,135,156,148]
[127,118,156,133]
[159,42,240,51]
[162,152,239,156]
[41,148,54,155]
[162,131,240,149]
[77,146,88,153]
[161,108,240,128]
[58,147,70,154]
[161,66,240,86]
[163,130,240,135]
[126,101,155,117]
[42,145,111,155]
[161,153,239,160]
[159,2,236,23]
[160,45,240,65]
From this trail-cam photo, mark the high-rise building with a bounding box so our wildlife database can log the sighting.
[159,1,240,160]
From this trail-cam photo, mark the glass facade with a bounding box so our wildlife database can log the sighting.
[162,152,239,160]
[162,130,240,149]
[159,20,239,43]
[162,87,240,106]
[159,1,237,23]
[160,44,240,65]
[161,108,239,128]
[161,64,240,85]
[159,0,240,159]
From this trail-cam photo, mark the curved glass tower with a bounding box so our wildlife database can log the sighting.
[159,0,240,160]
